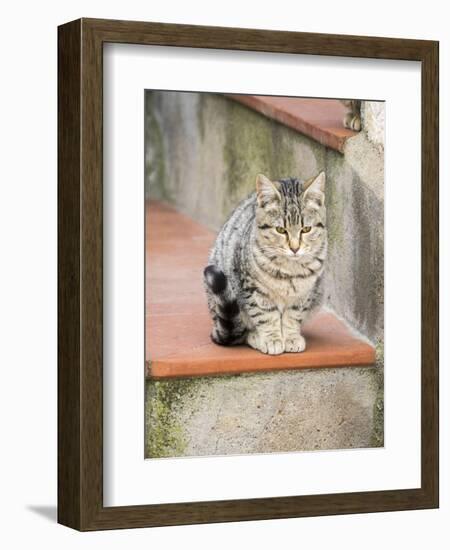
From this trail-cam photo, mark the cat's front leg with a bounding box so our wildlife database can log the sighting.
[281,306,306,353]
[245,300,284,355]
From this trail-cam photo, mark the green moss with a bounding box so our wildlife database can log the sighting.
[324,153,345,250]
[375,340,384,366]
[223,101,274,211]
[222,99,306,218]
[196,93,206,140]
[371,342,384,447]
[145,377,201,458]
[371,377,384,447]
[145,92,169,201]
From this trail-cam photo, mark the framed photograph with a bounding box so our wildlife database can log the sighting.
[58,18,439,530]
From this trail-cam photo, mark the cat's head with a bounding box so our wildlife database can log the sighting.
[255,172,327,261]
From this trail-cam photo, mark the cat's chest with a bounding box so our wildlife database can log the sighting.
[265,274,316,305]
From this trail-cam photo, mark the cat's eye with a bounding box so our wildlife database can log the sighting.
[302,226,312,233]
[275,226,287,234]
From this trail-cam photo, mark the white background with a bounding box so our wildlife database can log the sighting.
[104,45,421,506]
[0,1,448,548]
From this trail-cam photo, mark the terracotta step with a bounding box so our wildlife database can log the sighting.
[225,95,357,153]
[146,201,375,379]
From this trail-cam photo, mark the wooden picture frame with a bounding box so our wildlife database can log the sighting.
[58,18,439,531]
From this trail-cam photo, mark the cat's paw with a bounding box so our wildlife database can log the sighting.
[284,334,306,353]
[248,333,284,355]
[265,339,284,355]
[343,113,361,131]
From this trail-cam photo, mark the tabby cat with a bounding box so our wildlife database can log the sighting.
[204,172,327,355]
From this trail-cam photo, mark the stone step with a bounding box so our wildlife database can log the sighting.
[226,95,357,153]
[146,201,375,379]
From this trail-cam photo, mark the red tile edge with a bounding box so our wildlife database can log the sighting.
[147,352,375,380]
[146,313,376,379]
[225,95,357,153]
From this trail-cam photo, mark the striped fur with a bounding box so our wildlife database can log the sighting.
[340,99,361,131]
[204,172,327,355]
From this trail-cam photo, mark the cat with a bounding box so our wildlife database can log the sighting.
[204,172,327,355]
[340,99,361,131]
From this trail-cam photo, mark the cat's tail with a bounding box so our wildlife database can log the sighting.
[203,265,246,346]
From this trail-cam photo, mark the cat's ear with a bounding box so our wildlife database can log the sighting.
[303,171,325,205]
[256,174,281,206]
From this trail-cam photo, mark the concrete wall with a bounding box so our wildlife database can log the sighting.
[145,91,384,458]
[145,92,325,230]
[362,101,385,149]
[325,128,384,344]
[146,367,383,458]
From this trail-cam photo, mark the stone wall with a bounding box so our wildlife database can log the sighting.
[325,127,384,344]
[145,92,325,231]
[146,367,383,458]
[362,101,385,149]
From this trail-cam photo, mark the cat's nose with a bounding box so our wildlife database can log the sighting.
[290,245,300,254]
